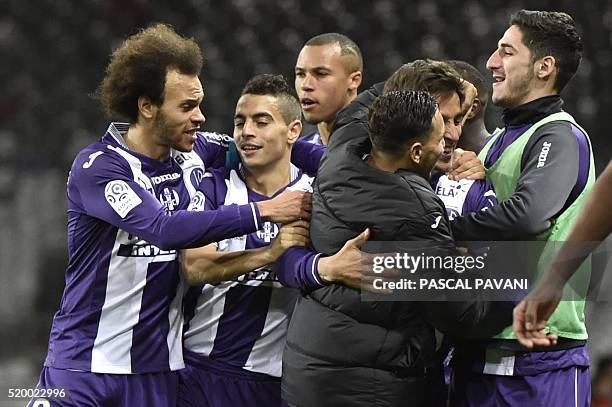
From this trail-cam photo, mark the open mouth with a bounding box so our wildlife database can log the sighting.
[240,143,263,153]
[184,128,200,138]
[300,98,317,111]
[492,75,505,85]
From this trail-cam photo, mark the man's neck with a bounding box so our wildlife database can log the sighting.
[243,156,292,197]
[317,121,333,145]
[124,124,170,161]
[366,150,422,177]
[317,94,357,145]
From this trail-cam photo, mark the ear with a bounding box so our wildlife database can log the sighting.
[348,70,363,92]
[536,55,556,81]
[467,98,482,120]
[287,119,302,145]
[138,95,157,120]
[409,141,423,164]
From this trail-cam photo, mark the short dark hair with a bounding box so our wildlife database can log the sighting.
[510,10,583,92]
[97,23,203,123]
[447,59,489,115]
[368,90,439,155]
[384,59,465,106]
[304,33,363,73]
[241,74,301,124]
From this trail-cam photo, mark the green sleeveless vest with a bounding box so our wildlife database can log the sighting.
[478,112,595,340]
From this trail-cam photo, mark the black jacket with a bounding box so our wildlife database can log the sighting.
[281,85,509,407]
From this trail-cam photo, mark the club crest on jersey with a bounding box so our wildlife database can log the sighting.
[105,180,142,218]
[256,222,279,243]
[159,187,180,211]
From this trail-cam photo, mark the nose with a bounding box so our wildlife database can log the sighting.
[242,119,256,137]
[300,73,314,91]
[444,123,461,142]
[486,49,500,71]
[192,106,205,125]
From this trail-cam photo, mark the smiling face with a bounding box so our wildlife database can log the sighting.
[434,92,463,172]
[294,43,360,125]
[152,69,205,152]
[233,94,299,171]
[486,25,538,109]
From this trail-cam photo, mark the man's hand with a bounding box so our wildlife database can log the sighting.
[269,220,310,259]
[317,229,370,289]
[317,229,398,292]
[513,276,563,348]
[448,149,485,181]
[256,190,312,224]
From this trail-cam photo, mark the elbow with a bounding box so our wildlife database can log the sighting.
[518,215,551,238]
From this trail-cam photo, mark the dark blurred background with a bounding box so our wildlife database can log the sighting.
[0,0,610,404]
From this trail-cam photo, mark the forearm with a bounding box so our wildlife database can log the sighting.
[546,162,612,284]
[183,246,276,285]
[275,247,327,292]
[142,203,260,250]
[453,129,579,241]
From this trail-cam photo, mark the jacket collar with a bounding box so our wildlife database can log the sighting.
[501,95,564,127]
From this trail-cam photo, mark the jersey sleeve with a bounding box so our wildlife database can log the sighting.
[292,139,325,177]
[462,180,497,215]
[193,132,232,169]
[452,122,580,241]
[70,147,261,250]
[275,247,328,292]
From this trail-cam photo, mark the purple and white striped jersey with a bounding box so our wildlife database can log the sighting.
[432,173,497,220]
[183,164,314,378]
[44,123,261,374]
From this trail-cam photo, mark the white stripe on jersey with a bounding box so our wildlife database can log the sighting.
[92,229,169,373]
[167,277,187,371]
[183,284,230,356]
[244,285,297,377]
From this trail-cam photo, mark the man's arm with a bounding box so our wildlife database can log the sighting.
[181,220,310,285]
[514,161,612,347]
[72,151,309,250]
[276,229,371,292]
[452,123,580,241]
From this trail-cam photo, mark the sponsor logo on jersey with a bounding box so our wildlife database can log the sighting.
[150,173,180,185]
[159,187,180,211]
[256,222,279,243]
[436,184,464,197]
[537,141,552,168]
[105,180,142,218]
[202,132,232,146]
[118,241,177,260]
[83,151,104,169]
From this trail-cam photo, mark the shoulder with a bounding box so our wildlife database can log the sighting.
[399,172,445,214]
[70,141,133,182]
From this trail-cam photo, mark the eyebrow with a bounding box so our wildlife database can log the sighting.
[499,42,517,51]
[295,65,332,72]
[234,112,274,121]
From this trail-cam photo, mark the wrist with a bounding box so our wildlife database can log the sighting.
[317,256,336,284]
[256,201,271,221]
